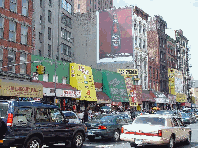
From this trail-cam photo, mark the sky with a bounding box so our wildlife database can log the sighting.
[113,0,198,80]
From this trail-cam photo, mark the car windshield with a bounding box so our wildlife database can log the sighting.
[134,117,165,126]
[156,111,173,115]
[181,113,188,117]
[0,103,8,118]
[100,116,115,122]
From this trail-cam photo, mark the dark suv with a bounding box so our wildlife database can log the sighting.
[0,100,87,148]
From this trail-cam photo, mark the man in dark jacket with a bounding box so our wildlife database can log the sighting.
[83,109,89,123]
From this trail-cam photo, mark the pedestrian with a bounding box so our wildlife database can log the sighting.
[83,109,89,123]
[130,109,135,120]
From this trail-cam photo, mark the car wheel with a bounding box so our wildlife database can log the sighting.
[186,132,191,145]
[25,137,42,148]
[71,132,84,148]
[88,136,95,142]
[168,136,175,148]
[112,129,120,142]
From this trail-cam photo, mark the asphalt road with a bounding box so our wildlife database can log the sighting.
[43,122,198,148]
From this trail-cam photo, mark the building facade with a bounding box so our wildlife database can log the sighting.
[32,0,74,62]
[73,0,113,13]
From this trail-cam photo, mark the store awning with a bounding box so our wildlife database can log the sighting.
[96,91,111,104]
[0,79,43,98]
[142,90,155,102]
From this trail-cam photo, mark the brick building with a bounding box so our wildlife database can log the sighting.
[73,0,113,13]
[167,35,177,69]
[0,0,33,80]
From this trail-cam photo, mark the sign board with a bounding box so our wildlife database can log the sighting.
[117,69,138,76]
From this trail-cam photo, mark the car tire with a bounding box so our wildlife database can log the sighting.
[25,136,43,148]
[112,129,120,142]
[168,136,175,148]
[88,136,95,142]
[71,132,84,148]
[186,132,191,145]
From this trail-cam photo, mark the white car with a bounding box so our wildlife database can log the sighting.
[62,111,82,124]
[120,114,191,148]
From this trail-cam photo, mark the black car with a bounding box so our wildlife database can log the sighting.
[85,114,132,142]
[0,100,87,148]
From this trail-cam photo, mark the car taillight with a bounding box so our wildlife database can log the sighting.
[158,130,162,137]
[98,126,107,129]
[7,113,13,126]
[121,127,124,133]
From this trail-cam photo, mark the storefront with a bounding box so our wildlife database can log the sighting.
[102,70,129,110]
[153,91,169,110]
[142,90,156,111]
[0,79,43,99]
[168,94,176,110]
[176,93,187,110]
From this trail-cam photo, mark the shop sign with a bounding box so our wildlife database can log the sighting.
[117,69,138,76]
[97,99,111,104]
[155,98,169,103]
[176,93,187,103]
[62,90,81,98]
[43,88,55,96]
[112,102,122,106]
[0,79,43,98]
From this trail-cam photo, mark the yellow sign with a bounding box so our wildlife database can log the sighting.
[70,63,97,101]
[168,68,175,95]
[0,79,43,98]
[130,102,138,106]
[176,93,187,103]
[117,69,138,76]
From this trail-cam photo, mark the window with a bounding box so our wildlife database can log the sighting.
[143,25,146,35]
[53,75,58,83]
[61,44,68,55]
[43,74,48,82]
[39,32,42,43]
[48,44,51,57]
[35,108,50,122]
[153,68,155,79]
[61,14,72,27]
[67,3,71,13]
[9,21,16,42]
[48,10,52,23]
[90,0,91,4]
[135,36,137,45]
[61,28,68,40]
[40,15,42,24]
[0,0,4,7]
[78,4,80,9]
[95,4,96,9]
[90,8,91,12]
[139,38,142,48]
[22,0,28,16]
[39,50,41,56]
[139,22,142,33]
[62,0,67,10]
[21,25,28,44]
[63,112,77,119]
[20,52,27,74]
[0,49,3,71]
[0,17,4,38]
[40,0,42,7]
[48,27,51,40]
[7,50,15,73]
[50,109,64,123]
[49,0,52,6]
[143,40,146,49]
[62,77,66,84]
[10,0,17,13]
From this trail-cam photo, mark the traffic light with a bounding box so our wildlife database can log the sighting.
[40,65,45,74]
[36,65,45,75]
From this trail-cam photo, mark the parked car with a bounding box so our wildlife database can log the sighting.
[0,100,87,148]
[187,112,197,123]
[120,114,191,148]
[195,112,198,119]
[62,111,82,124]
[85,114,132,142]
[180,112,191,124]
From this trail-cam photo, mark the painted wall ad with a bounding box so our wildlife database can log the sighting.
[97,7,133,63]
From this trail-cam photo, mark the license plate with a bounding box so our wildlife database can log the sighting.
[88,131,94,135]
[135,139,143,145]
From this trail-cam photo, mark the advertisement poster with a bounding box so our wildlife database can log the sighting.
[97,7,133,63]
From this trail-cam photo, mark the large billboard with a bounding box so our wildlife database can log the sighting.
[97,7,133,63]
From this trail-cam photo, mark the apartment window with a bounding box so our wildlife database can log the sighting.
[68,46,71,56]
[139,38,142,48]
[53,75,58,83]
[48,10,52,23]
[143,40,145,49]
[90,0,91,4]
[90,8,91,12]
[134,22,137,30]
[21,25,28,44]
[95,4,96,9]
[48,27,51,40]
[67,3,71,13]
[39,32,42,43]
[20,53,27,74]
[78,4,80,9]
[0,17,4,38]
[40,0,42,7]
[10,0,17,13]
[48,44,51,57]
[61,28,66,40]
[61,14,71,27]
[0,0,4,7]
[68,32,71,41]
[49,0,52,6]
[156,69,158,79]
[135,36,137,45]
[39,50,41,56]
[153,68,155,79]
[0,49,3,71]
[43,74,48,82]
[143,24,146,35]
[39,15,42,24]
[22,0,28,16]
[139,22,142,33]
[61,44,68,55]
[7,50,15,73]
[9,21,16,42]
[62,77,66,84]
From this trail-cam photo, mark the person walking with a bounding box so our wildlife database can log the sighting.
[83,109,89,123]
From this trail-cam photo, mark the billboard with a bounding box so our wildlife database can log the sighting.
[174,69,183,94]
[97,7,133,63]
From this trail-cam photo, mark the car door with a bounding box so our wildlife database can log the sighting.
[34,108,55,143]
[64,112,80,124]
[171,117,182,142]
[176,118,187,141]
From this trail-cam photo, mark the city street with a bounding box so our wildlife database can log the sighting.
[43,122,198,148]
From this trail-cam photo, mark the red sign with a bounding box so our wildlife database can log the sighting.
[130,85,142,104]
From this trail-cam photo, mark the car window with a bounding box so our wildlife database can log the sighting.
[35,108,50,122]
[134,117,165,126]
[50,109,64,122]
[0,103,8,118]
[13,107,33,125]
[63,112,77,119]
[176,118,184,127]
[172,118,179,127]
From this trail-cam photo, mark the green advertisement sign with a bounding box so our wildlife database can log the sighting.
[102,70,129,102]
